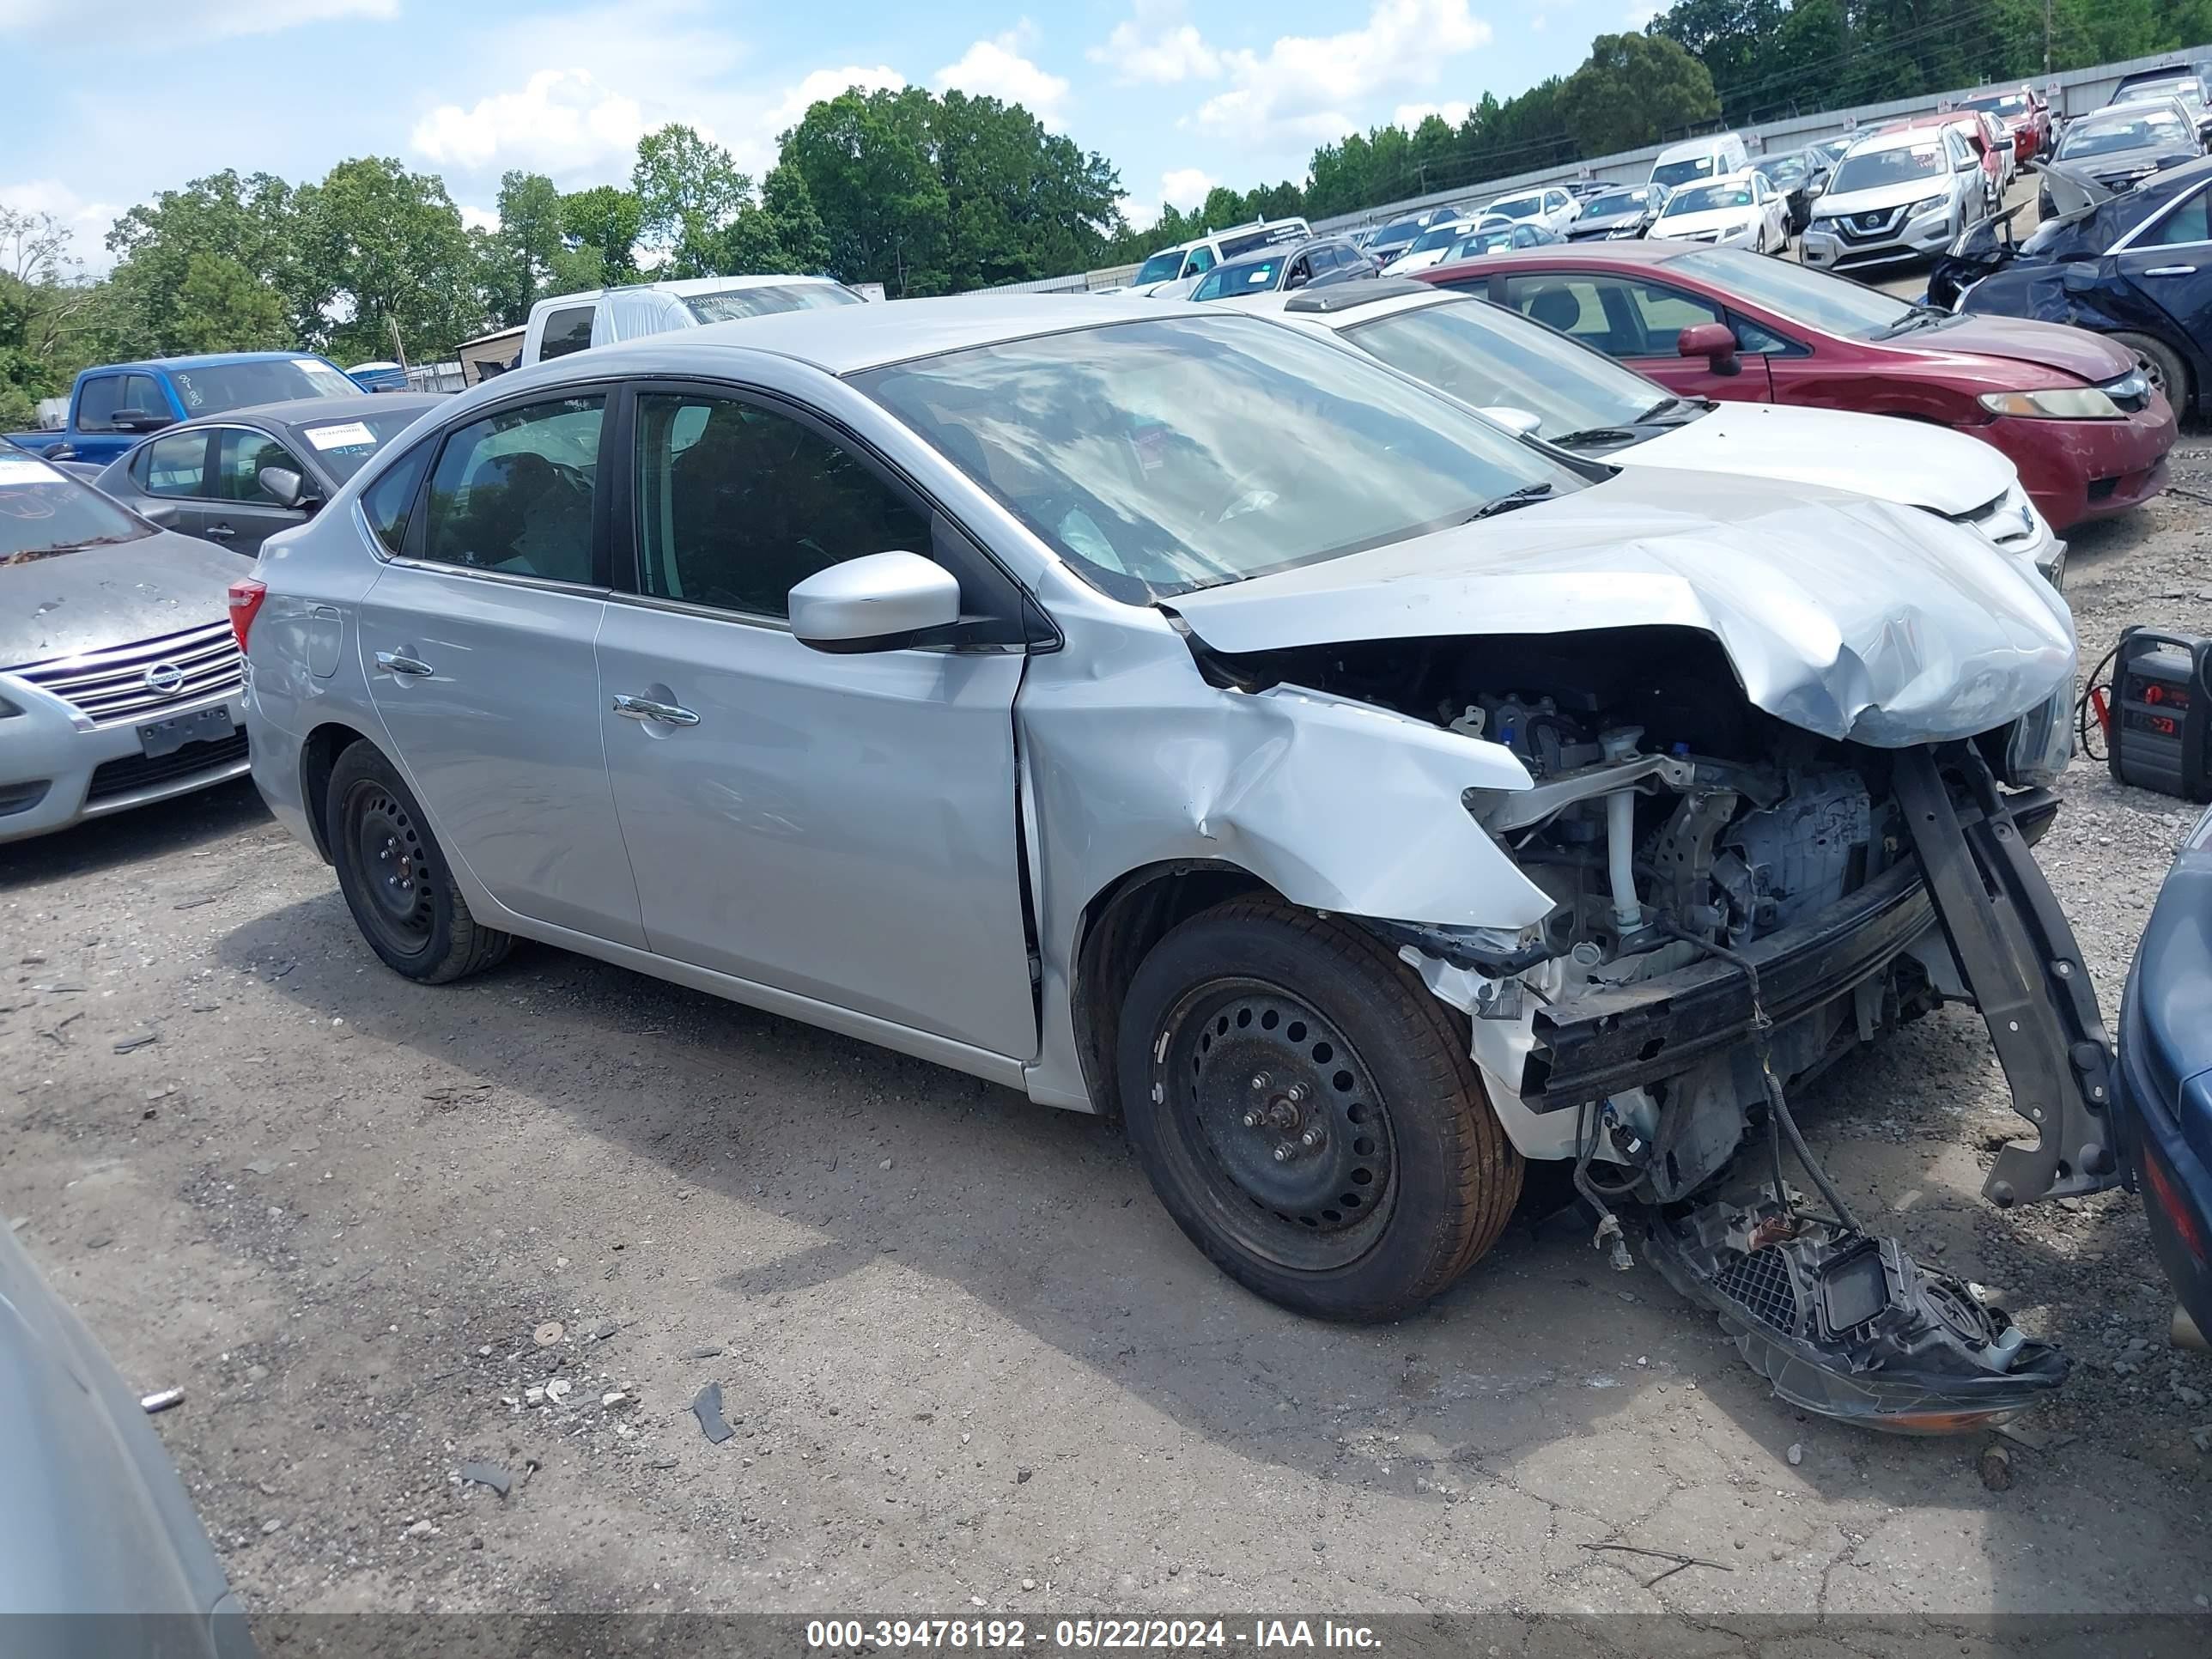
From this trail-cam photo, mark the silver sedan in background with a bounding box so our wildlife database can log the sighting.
[236,301,2097,1425]
[1,448,250,843]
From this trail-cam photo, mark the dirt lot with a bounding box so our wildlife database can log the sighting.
[6,445,2212,1631]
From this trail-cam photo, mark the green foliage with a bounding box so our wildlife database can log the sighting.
[482,168,566,325]
[631,124,751,278]
[106,169,302,355]
[292,156,483,362]
[556,184,643,289]
[1,207,118,428]
[1560,34,1722,155]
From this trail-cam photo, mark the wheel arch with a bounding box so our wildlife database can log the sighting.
[299,720,380,863]
[1067,859,1285,1119]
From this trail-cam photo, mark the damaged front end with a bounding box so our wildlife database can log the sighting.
[1176,615,2103,1431]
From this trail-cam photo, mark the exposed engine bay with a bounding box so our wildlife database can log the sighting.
[1200,624,2110,1431]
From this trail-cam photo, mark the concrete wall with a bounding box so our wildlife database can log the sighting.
[989,45,2212,295]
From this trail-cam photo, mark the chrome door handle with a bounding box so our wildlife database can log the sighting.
[611,693,700,726]
[204,523,235,540]
[2142,264,2198,276]
[374,651,434,677]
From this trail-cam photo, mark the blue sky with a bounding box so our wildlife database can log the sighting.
[3,0,1617,268]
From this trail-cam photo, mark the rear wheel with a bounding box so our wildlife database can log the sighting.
[1117,897,1522,1322]
[325,744,513,983]
[2112,331,2191,411]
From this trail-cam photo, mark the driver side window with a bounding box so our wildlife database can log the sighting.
[421,396,605,584]
[632,391,930,620]
[2142,187,2212,247]
[1183,247,1217,277]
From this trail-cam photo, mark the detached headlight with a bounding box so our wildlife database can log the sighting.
[1978,387,2124,419]
[1905,194,1951,220]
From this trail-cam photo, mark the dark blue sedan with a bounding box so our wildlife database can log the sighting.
[2116,802,2212,1352]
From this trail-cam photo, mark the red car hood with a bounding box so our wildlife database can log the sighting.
[1925,314,2136,385]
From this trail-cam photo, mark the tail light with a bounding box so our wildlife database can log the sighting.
[227,578,267,654]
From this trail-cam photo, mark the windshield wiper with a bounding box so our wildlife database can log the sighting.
[1876,308,1948,338]
[1635,395,1692,422]
[1462,482,1556,522]
[1549,426,1644,447]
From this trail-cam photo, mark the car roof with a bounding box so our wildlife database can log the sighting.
[159,392,446,431]
[1844,125,1951,155]
[1231,280,1457,328]
[92,350,336,374]
[1655,132,1740,159]
[531,274,843,313]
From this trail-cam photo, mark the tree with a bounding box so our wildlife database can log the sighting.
[483,169,565,325]
[759,165,831,272]
[631,125,750,277]
[1,206,117,429]
[781,88,950,293]
[556,184,642,289]
[170,252,289,354]
[1559,33,1722,155]
[105,169,302,356]
[293,156,483,362]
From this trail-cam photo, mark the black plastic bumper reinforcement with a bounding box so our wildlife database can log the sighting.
[1522,786,2059,1112]
[1892,744,2118,1206]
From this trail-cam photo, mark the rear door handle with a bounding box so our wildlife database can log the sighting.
[374,651,434,677]
[2141,264,2198,276]
[204,523,235,540]
[611,693,700,726]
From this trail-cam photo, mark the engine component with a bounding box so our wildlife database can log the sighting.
[1480,695,1599,780]
[1715,768,1871,940]
[1643,1189,2066,1432]
[1600,726,1644,929]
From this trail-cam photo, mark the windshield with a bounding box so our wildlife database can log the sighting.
[1367,219,1425,251]
[1447,228,1521,258]
[1960,92,2029,118]
[1665,182,1754,214]
[1349,297,1672,442]
[855,316,1578,603]
[2062,109,2191,157]
[1486,196,1541,221]
[1192,258,1283,301]
[1829,143,1948,192]
[1582,189,1650,217]
[167,357,357,416]
[1651,154,1718,189]
[1134,250,1188,286]
[0,452,154,562]
[684,283,860,323]
[1408,223,1471,253]
[1675,247,1914,337]
[294,408,437,483]
[2124,79,2204,109]
[1759,158,1808,189]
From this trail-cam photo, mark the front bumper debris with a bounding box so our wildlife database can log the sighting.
[1644,1188,2067,1432]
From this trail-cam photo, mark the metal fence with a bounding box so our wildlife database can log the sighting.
[989,45,2212,296]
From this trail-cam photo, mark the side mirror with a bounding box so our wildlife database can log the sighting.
[258,465,319,511]
[1678,322,1741,375]
[790,550,963,654]
[1477,406,1544,439]
[112,409,174,434]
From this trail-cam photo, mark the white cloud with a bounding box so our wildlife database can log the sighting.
[1395,100,1473,130]
[0,0,395,37]
[1159,167,1216,210]
[459,204,501,233]
[411,68,646,173]
[1192,0,1492,150]
[933,25,1070,125]
[1531,0,1575,31]
[758,65,907,143]
[1088,2,1219,85]
[0,179,123,273]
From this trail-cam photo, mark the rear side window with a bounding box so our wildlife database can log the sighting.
[538,305,597,361]
[362,442,434,556]
[421,396,605,583]
[137,429,212,497]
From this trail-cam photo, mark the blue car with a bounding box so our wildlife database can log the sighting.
[2115,802,2212,1351]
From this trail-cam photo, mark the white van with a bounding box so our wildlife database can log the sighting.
[1122,217,1313,297]
[520,274,863,368]
[1649,132,1752,193]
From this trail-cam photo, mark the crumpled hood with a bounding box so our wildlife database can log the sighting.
[1171,468,2075,748]
[1626,402,2016,517]
[0,530,240,667]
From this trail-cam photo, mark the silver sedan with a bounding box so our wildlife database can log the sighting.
[238,299,2097,1395]
[1,449,250,843]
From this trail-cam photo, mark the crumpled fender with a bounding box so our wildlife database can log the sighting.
[1179,685,1553,928]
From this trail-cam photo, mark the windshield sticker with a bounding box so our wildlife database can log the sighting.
[305,420,377,451]
[291,358,328,372]
[0,455,64,486]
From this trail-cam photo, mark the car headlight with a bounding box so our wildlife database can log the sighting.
[2002,681,2074,788]
[1978,386,2125,419]
[1906,194,1951,220]
[1607,225,1640,238]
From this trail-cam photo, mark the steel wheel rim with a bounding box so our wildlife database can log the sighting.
[1160,976,1399,1271]
[349,783,434,954]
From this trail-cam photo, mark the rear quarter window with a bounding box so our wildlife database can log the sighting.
[362,441,434,556]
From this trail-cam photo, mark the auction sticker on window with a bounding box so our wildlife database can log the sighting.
[0,455,65,486]
[305,421,378,452]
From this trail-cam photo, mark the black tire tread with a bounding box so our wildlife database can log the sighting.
[1124,895,1521,1322]
[2111,330,2191,411]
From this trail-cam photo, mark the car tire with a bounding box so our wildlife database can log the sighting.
[1117,896,1522,1322]
[2113,331,2191,410]
[325,743,514,984]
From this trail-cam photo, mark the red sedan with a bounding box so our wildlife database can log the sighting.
[1418,241,2175,532]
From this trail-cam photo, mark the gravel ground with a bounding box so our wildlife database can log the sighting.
[5,439,2212,1632]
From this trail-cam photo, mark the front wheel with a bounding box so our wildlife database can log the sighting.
[325,744,514,983]
[1117,897,1522,1322]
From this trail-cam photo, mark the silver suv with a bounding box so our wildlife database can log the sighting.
[239,301,2105,1421]
[1802,125,1990,271]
